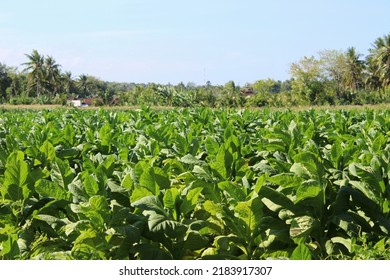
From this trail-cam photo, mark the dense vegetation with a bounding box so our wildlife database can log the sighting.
[0,107,389,260]
[0,34,390,107]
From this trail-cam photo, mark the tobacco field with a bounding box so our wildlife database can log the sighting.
[0,107,389,260]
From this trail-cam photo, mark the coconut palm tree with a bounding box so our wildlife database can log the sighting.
[44,56,61,96]
[22,50,45,96]
[77,74,89,98]
[368,34,390,90]
[343,47,365,93]
[61,71,74,95]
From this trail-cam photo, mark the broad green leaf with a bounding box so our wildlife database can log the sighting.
[139,167,158,194]
[290,162,310,178]
[184,230,209,250]
[153,167,171,190]
[293,151,324,179]
[203,200,224,216]
[83,175,100,196]
[218,181,246,202]
[132,243,172,260]
[130,185,154,203]
[35,179,69,200]
[50,158,74,190]
[163,188,179,217]
[267,173,303,189]
[121,173,133,190]
[210,146,233,179]
[295,179,323,204]
[192,165,213,181]
[349,163,384,197]
[1,234,20,259]
[89,195,109,212]
[290,243,312,260]
[97,155,116,178]
[234,197,263,231]
[259,185,295,213]
[2,151,29,201]
[180,187,203,216]
[205,136,219,156]
[180,154,204,166]
[40,140,56,162]
[147,213,186,236]
[63,123,75,146]
[330,141,342,168]
[99,123,112,149]
[131,196,167,216]
[331,236,351,253]
[289,216,316,239]
[371,134,386,153]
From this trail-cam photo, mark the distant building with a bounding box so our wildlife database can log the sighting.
[68,99,82,107]
[67,97,103,107]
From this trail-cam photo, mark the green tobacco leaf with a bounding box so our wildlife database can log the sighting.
[234,197,263,231]
[83,175,100,197]
[99,123,112,148]
[267,173,303,189]
[180,154,205,166]
[63,123,75,146]
[371,134,386,153]
[147,213,186,236]
[180,187,203,216]
[184,230,209,250]
[331,236,351,253]
[205,136,219,156]
[290,243,312,260]
[203,200,224,216]
[210,146,233,179]
[290,216,317,239]
[121,173,133,190]
[293,151,324,179]
[139,166,166,195]
[330,141,343,168]
[153,167,171,190]
[132,244,172,260]
[259,185,295,213]
[2,151,29,201]
[97,155,116,178]
[163,188,179,213]
[35,179,69,200]
[1,234,20,259]
[40,140,56,162]
[89,195,109,212]
[290,163,310,178]
[130,185,154,203]
[193,165,213,182]
[132,196,167,216]
[295,179,323,204]
[349,163,384,197]
[50,158,74,190]
[218,181,246,202]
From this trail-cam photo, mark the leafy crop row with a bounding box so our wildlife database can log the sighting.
[0,107,389,259]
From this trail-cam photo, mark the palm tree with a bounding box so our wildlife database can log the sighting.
[22,50,45,96]
[61,71,74,95]
[343,47,365,93]
[77,74,89,98]
[368,34,390,89]
[44,56,61,96]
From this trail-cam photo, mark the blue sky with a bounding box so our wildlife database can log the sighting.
[1,0,389,85]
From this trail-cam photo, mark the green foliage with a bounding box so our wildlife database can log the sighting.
[0,107,389,260]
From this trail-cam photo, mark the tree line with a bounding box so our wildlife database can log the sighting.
[0,33,389,107]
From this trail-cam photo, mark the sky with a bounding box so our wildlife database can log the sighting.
[1,0,389,85]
